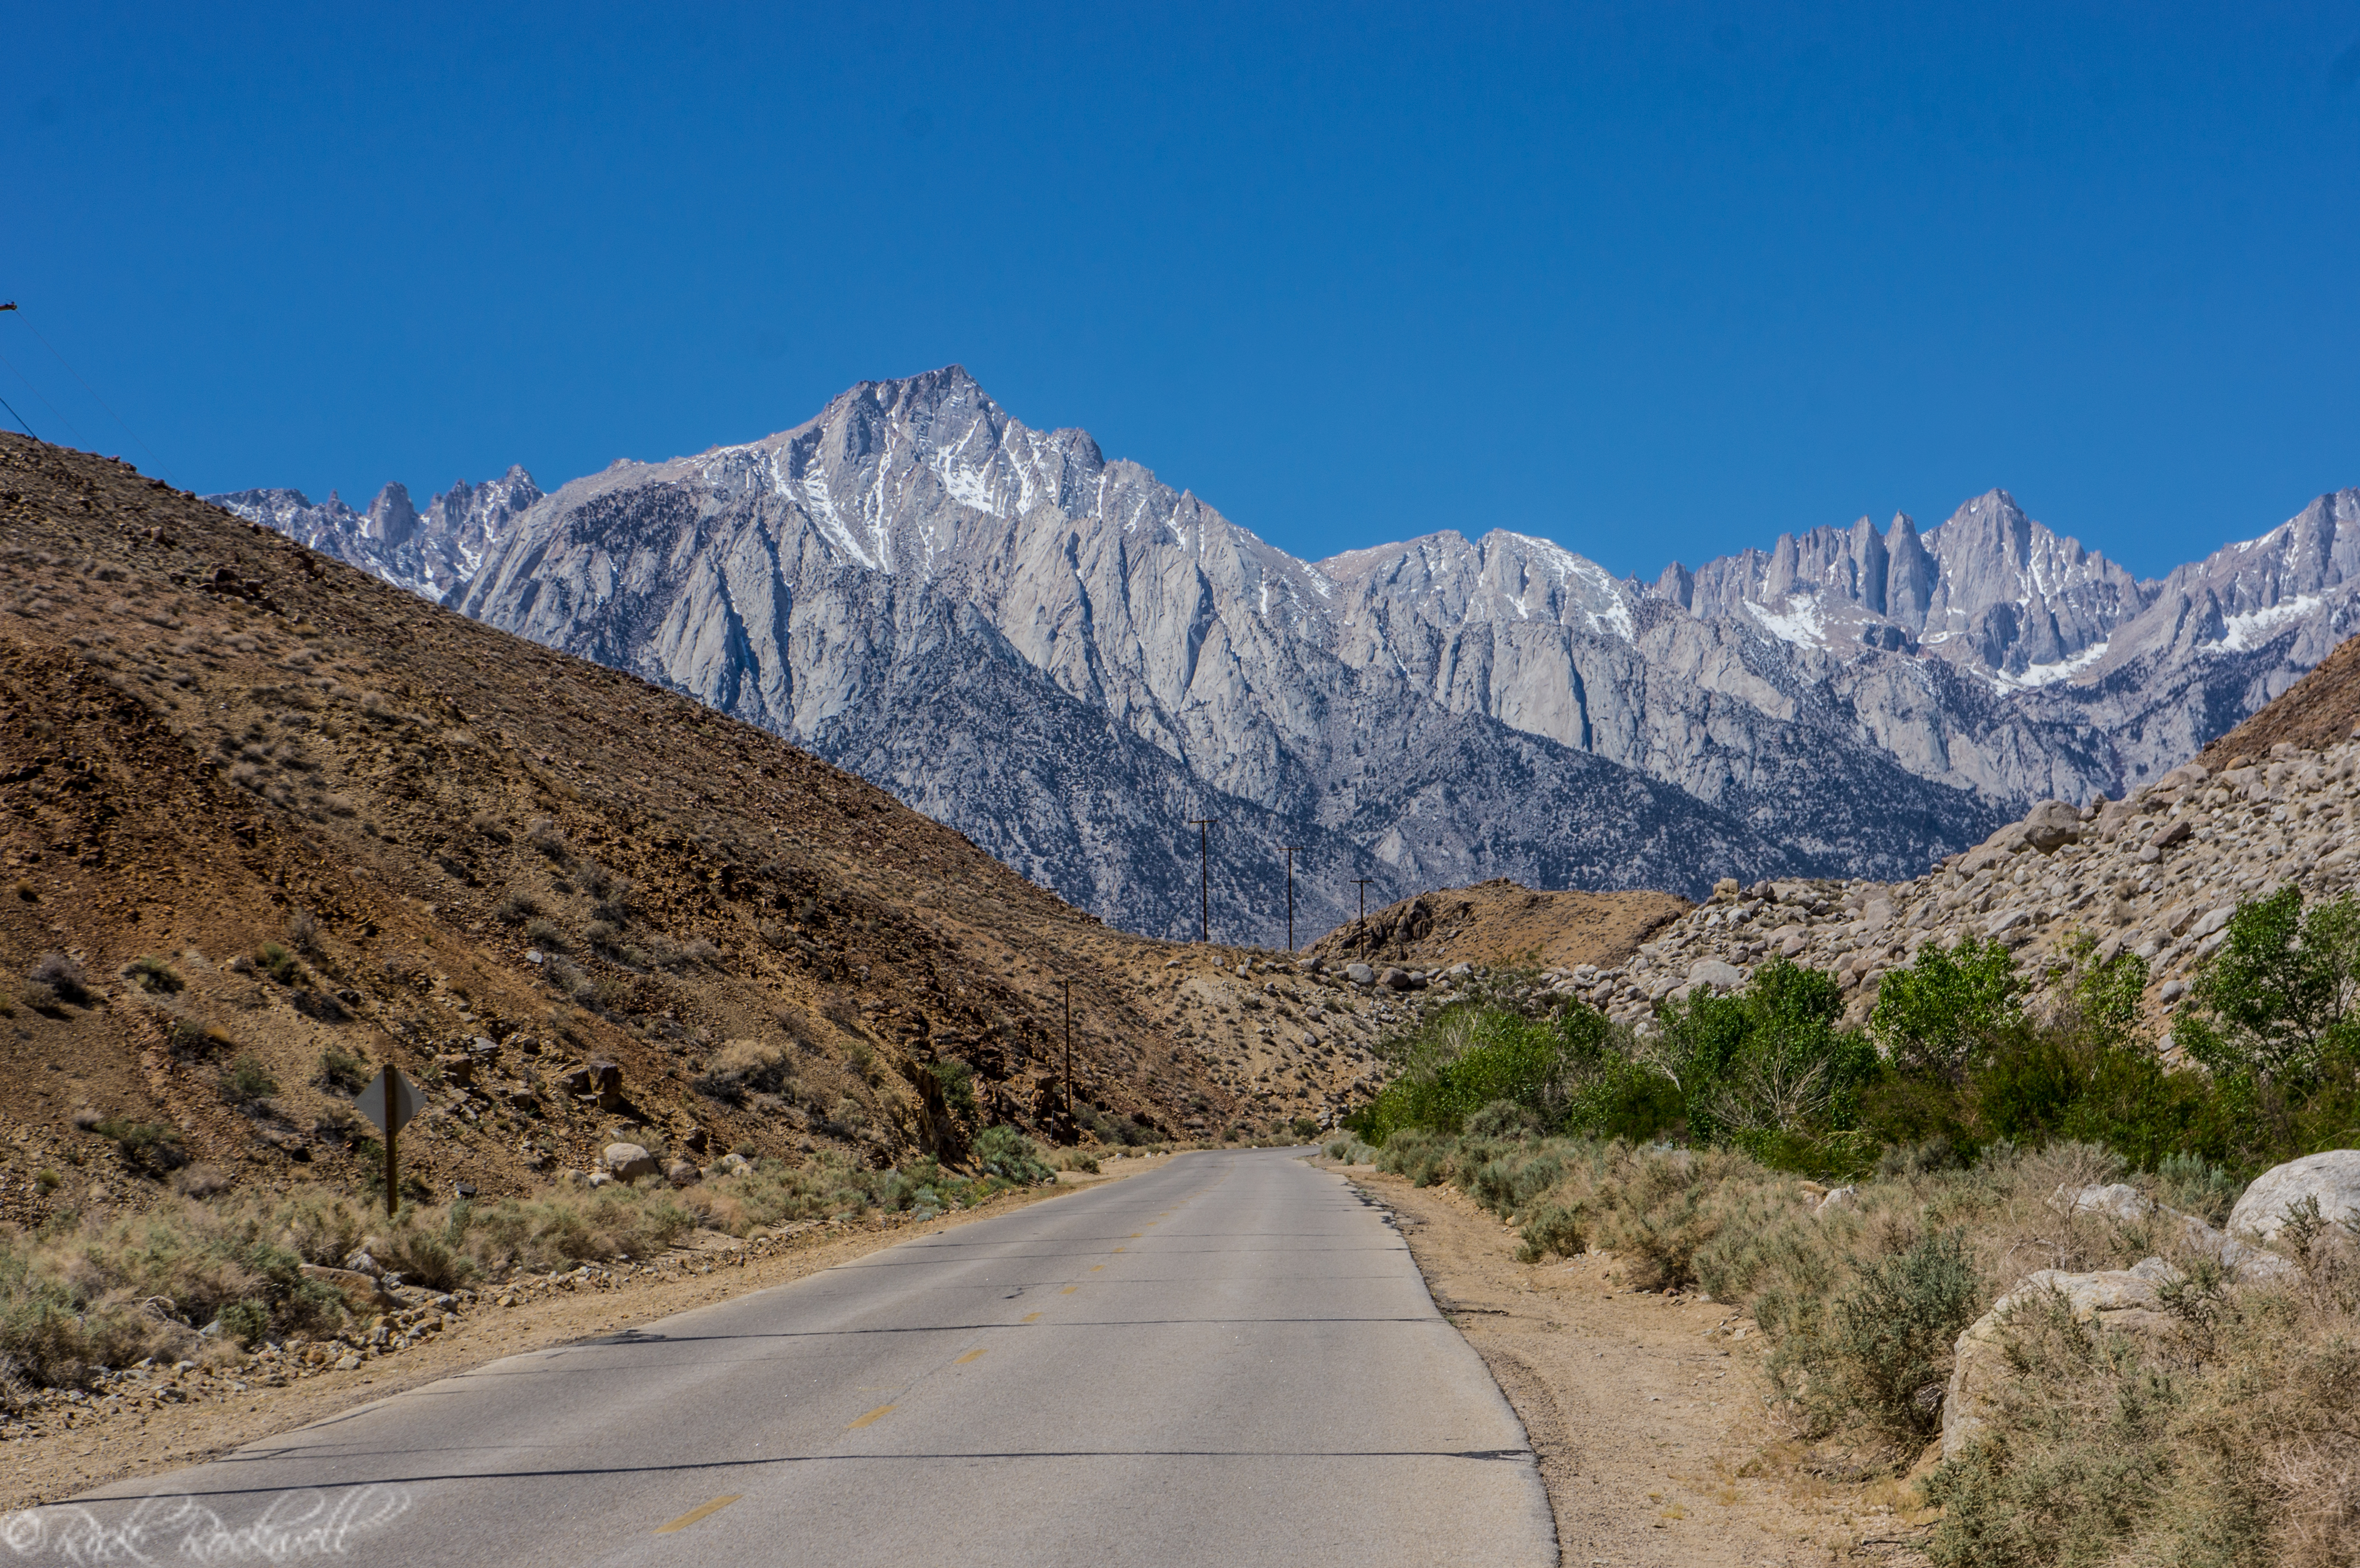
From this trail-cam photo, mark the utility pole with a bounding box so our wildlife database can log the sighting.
[1062,977,1074,1127]
[1186,818,1217,941]
[1282,846,1305,953]
[1352,877,1377,929]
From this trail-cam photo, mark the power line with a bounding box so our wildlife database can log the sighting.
[15,311,178,485]
[0,391,36,440]
[0,340,87,450]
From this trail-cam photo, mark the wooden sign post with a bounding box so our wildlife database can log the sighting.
[355,1066,424,1217]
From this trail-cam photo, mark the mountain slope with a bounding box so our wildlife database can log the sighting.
[0,432,1438,1228]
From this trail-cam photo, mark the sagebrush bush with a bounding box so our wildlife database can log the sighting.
[692,1038,792,1103]
[316,1045,371,1094]
[973,1126,1055,1185]
[125,956,183,994]
[25,953,87,1005]
[221,1053,279,1104]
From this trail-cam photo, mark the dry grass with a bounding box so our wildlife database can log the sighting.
[1379,1125,2360,1565]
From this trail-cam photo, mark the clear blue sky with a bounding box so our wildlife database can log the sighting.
[7,3,2359,581]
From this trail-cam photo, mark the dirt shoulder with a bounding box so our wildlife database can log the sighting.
[1,1153,1180,1511]
[1340,1165,1936,1568]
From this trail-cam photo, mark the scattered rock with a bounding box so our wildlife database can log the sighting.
[1345,963,1377,986]
[2228,1149,2360,1240]
[1685,957,1743,993]
[1944,1260,2177,1458]
[603,1142,658,1181]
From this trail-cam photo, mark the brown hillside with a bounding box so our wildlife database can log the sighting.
[0,434,1387,1225]
[1307,878,1690,972]
[2199,630,2360,768]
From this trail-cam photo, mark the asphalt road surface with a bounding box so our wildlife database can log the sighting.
[36,1149,1556,1566]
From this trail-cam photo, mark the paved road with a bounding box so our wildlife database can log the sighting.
[36,1150,1555,1566]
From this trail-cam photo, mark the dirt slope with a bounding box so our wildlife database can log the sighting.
[1307,878,1690,972]
[2199,629,2360,767]
[0,435,1393,1225]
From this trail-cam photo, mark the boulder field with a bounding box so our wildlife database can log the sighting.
[1550,736,2360,1041]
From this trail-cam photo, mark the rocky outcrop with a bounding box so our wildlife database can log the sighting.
[2227,1150,2360,1241]
[1943,1260,2178,1459]
[1592,735,2360,1038]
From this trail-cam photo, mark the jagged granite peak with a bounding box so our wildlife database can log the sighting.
[209,466,541,601]
[218,368,2360,936]
[1665,490,2147,678]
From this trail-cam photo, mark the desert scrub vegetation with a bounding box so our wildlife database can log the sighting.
[1340,884,2360,1564]
[1351,887,2360,1179]
[1381,1121,2360,1564]
[0,1138,1072,1393]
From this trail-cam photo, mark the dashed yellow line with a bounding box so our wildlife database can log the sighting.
[955,1348,988,1364]
[656,1495,742,1533]
[1059,1286,1078,1294]
[848,1404,896,1429]
[1020,1311,1042,1323]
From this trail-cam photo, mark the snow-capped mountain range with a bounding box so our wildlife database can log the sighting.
[208,367,2360,941]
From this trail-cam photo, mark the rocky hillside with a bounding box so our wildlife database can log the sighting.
[1558,659,2360,1041]
[210,368,2358,935]
[0,433,1468,1231]
[1305,880,1689,973]
[2198,629,2360,767]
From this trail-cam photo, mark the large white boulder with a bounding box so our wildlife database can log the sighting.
[1943,1261,2176,1459]
[602,1142,658,1181]
[2227,1150,2360,1241]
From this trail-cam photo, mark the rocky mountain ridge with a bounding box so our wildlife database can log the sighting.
[206,368,2360,937]
[211,467,542,603]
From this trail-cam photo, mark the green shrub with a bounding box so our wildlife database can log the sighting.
[316,1045,371,1095]
[1822,1229,1982,1442]
[973,1125,1054,1185]
[934,1058,978,1119]
[222,1054,279,1104]
[1656,959,1878,1172]
[1464,1099,1544,1139]
[126,956,184,994]
[216,1299,270,1349]
[255,942,300,985]
[91,1116,188,1175]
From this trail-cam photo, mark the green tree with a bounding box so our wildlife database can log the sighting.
[2180,888,2360,1089]
[1654,960,1877,1169]
[1869,937,2025,1084]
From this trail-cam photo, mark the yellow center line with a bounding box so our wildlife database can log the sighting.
[1113,1247,1125,1253]
[1060,1285,1078,1294]
[1020,1311,1041,1323]
[1090,1264,1105,1272]
[655,1495,742,1534]
[848,1404,896,1429]
[955,1348,988,1364]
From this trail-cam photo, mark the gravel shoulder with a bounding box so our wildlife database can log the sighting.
[1340,1164,1939,1567]
[3,1154,1179,1513]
